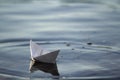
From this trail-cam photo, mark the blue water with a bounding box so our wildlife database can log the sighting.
[0,0,120,80]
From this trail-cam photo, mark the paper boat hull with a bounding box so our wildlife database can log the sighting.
[34,50,60,63]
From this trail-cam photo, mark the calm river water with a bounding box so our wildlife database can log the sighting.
[0,0,120,80]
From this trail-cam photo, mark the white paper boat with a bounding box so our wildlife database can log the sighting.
[30,40,60,63]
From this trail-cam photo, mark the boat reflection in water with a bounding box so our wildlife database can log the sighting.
[29,60,59,77]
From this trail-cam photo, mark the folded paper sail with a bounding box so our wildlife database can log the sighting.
[30,40,60,63]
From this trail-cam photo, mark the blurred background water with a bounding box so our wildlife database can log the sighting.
[0,0,120,80]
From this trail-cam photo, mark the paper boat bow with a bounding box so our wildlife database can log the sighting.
[30,40,60,63]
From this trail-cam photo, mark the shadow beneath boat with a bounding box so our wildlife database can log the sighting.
[29,60,59,77]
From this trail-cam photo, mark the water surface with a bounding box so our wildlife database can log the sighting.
[0,0,120,80]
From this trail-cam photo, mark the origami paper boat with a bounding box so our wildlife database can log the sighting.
[30,40,60,63]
